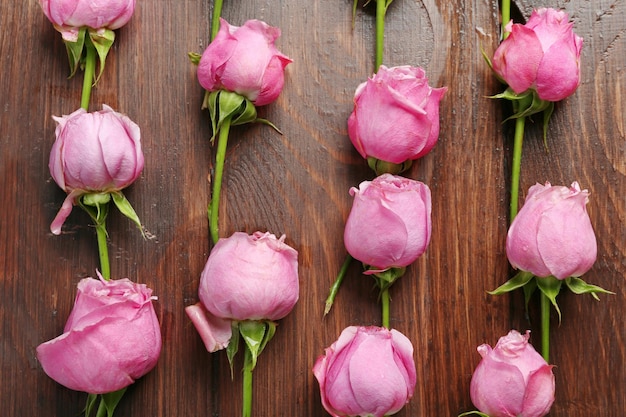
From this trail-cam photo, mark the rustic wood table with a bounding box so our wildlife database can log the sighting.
[1,0,624,415]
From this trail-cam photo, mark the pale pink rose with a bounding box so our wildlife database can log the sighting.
[492,8,583,101]
[470,330,555,417]
[313,326,416,417]
[343,174,432,272]
[36,275,161,394]
[39,0,136,41]
[48,105,144,235]
[506,182,597,279]
[348,65,447,165]
[197,18,292,106]
[185,231,299,352]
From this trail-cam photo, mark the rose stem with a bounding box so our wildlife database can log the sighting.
[375,0,386,70]
[323,254,353,316]
[209,117,232,244]
[210,0,224,41]
[80,37,97,111]
[509,116,525,222]
[95,222,110,280]
[381,287,390,328]
[540,289,550,361]
[501,0,511,40]
[242,346,254,417]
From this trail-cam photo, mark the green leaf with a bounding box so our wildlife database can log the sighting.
[64,27,87,78]
[536,276,563,322]
[226,322,240,379]
[100,388,127,417]
[88,28,115,85]
[111,191,144,236]
[565,277,614,300]
[487,270,534,295]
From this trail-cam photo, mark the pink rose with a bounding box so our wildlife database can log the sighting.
[344,174,432,272]
[185,231,299,352]
[492,8,583,101]
[470,330,555,417]
[36,275,161,394]
[313,326,416,417]
[39,0,136,41]
[506,182,597,279]
[49,104,144,235]
[197,18,292,106]
[347,65,447,167]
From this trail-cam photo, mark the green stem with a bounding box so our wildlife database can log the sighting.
[501,0,511,40]
[509,116,525,222]
[209,117,232,245]
[81,37,97,111]
[210,0,224,41]
[381,287,390,328]
[242,347,254,417]
[324,254,353,315]
[540,291,550,362]
[95,222,110,280]
[374,0,386,69]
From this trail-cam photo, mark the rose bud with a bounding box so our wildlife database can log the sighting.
[506,182,597,279]
[49,104,144,235]
[344,174,432,273]
[197,18,292,107]
[36,275,161,394]
[185,231,299,352]
[313,326,416,417]
[39,0,136,42]
[492,8,583,102]
[347,65,447,174]
[470,330,555,417]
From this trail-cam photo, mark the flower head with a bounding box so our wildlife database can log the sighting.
[313,326,416,417]
[348,65,447,173]
[185,231,299,352]
[344,174,432,273]
[197,18,292,106]
[506,182,597,279]
[470,330,555,417]
[492,8,583,101]
[36,275,161,394]
[48,105,144,234]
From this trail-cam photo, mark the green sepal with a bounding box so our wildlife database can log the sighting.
[370,266,406,292]
[384,0,394,9]
[487,270,534,295]
[351,0,358,29]
[491,88,552,122]
[88,28,115,85]
[565,276,614,300]
[226,322,240,379]
[98,388,127,417]
[238,320,276,371]
[367,157,412,176]
[523,276,538,308]
[542,101,555,149]
[536,276,563,322]
[188,52,202,65]
[85,393,98,417]
[64,27,87,78]
[458,412,490,417]
[203,90,258,142]
[111,191,144,237]
[79,193,111,228]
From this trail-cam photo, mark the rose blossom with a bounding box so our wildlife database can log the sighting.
[492,8,583,102]
[185,231,299,352]
[197,18,292,106]
[506,182,597,279]
[39,0,136,41]
[343,174,432,272]
[347,65,447,167]
[49,104,144,235]
[36,275,161,394]
[470,330,555,417]
[313,326,416,417]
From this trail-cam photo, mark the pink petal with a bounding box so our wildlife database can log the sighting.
[185,303,232,352]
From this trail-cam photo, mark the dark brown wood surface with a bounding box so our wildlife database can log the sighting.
[1,0,624,415]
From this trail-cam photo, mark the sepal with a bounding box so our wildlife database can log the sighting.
[369,266,406,291]
[88,28,115,85]
[536,276,563,321]
[564,277,614,300]
[367,157,412,176]
[64,27,87,78]
[458,412,490,417]
[84,388,127,417]
[238,320,276,371]
[487,270,534,295]
[111,191,144,237]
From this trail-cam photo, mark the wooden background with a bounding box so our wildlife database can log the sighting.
[1,0,624,415]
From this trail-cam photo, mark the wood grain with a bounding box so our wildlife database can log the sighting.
[1,0,624,415]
